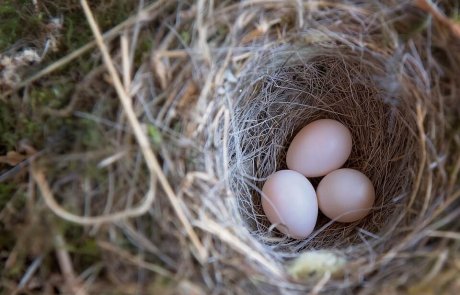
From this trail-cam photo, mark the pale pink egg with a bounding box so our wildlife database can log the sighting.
[317,168,375,223]
[286,119,352,177]
[261,170,318,239]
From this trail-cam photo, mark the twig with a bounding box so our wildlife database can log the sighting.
[310,272,331,295]
[0,152,43,183]
[295,0,304,28]
[32,165,156,224]
[195,217,283,278]
[18,255,44,289]
[121,32,131,92]
[118,222,176,267]
[426,230,460,240]
[54,233,88,295]
[408,103,427,209]
[97,241,172,277]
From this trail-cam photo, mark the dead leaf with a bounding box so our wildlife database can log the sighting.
[0,151,26,166]
[152,52,171,90]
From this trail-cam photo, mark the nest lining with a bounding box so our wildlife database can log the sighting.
[228,47,420,253]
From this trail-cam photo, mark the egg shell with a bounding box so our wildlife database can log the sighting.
[286,119,352,177]
[261,170,318,239]
[317,168,375,223]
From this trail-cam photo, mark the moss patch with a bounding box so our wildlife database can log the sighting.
[0,0,44,51]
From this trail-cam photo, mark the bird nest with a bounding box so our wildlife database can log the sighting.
[29,0,460,294]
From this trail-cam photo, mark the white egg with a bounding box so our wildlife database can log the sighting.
[286,119,352,177]
[261,170,318,239]
[317,168,375,223]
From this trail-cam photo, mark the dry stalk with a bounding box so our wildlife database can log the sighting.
[54,233,88,295]
[80,0,209,262]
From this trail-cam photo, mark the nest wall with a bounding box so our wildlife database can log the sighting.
[145,1,459,291]
[152,1,460,292]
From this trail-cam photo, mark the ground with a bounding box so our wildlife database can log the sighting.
[0,1,156,293]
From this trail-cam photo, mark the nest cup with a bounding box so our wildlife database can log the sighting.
[217,22,458,289]
[229,47,419,250]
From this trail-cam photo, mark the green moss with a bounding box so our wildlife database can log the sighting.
[76,238,100,256]
[30,82,74,108]
[0,0,43,51]
[180,31,191,45]
[0,0,142,152]
[397,16,430,41]
[0,188,28,279]
[148,124,163,145]
[0,100,51,154]
[449,1,460,22]
[0,183,17,211]
[0,100,41,152]
[148,276,176,295]
[134,35,156,65]
[52,219,102,272]
[77,119,100,148]
[45,0,139,54]
[84,163,107,183]
[0,102,17,151]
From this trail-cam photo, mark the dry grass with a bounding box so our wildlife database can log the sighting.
[1,0,460,294]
